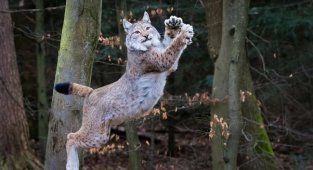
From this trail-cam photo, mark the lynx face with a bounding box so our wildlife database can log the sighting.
[62,12,194,170]
[123,12,161,51]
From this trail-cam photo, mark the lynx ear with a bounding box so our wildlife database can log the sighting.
[142,11,151,23]
[123,19,132,33]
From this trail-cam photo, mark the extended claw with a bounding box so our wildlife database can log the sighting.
[164,16,183,29]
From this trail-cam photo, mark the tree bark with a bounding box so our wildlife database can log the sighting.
[203,0,222,60]
[209,0,233,167]
[0,0,42,169]
[239,55,278,170]
[209,1,248,169]
[203,1,225,168]
[44,0,102,169]
[125,121,143,170]
[223,1,248,168]
[35,0,49,158]
[205,0,278,169]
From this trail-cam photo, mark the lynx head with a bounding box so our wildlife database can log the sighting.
[123,12,161,51]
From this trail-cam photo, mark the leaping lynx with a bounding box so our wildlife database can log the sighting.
[54,12,194,170]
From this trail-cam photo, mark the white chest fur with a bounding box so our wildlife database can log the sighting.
[135,72,167,113]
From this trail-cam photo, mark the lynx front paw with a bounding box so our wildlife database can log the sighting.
[181,24,194,45]
[164,16,183,29]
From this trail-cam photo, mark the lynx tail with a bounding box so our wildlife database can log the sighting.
[55,82,93,97]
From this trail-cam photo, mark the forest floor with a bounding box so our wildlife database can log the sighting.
[81,119,313,170]
[83,119,211,170]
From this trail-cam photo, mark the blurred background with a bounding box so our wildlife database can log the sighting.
[4,0,313,169]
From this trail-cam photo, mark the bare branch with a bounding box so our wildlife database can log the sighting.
[0,5,65,13]
[246,37,267,72]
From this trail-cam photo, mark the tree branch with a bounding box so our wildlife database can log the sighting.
[0,5,65,13]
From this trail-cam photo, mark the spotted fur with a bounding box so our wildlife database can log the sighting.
[56,12,194,170]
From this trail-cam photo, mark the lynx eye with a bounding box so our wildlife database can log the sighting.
[146,27,150,30]
[134,30,140,34]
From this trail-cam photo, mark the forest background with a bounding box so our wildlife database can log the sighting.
[1,0,313,169]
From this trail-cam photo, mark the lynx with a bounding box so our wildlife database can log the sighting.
[54,12,194,170]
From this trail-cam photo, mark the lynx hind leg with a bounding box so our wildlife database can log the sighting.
[66,140,79,170]
[66,125,111,170]
[163,16,184,46]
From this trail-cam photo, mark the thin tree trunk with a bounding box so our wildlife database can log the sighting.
[0,0,42,169]
[125,121,143,170]
[35,0,49,158]
[149,118,156,170]
[167,124,176,156]
[44,0,102,169]
[115,1,143,169]
[115,0,127,55]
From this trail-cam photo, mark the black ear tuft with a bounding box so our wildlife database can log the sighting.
[54,82,71,95]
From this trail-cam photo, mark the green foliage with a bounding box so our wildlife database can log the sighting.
[250,5,313,40]
[247,2,313,147]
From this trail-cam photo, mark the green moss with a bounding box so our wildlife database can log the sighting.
[45,0,103,169]
[240,73,278,169]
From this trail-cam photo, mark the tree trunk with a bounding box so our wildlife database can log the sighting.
[209,1,249,169]
[205,0,278,169]
[125,121,143,170]
[203,0,222,60]
[115,1,143,169]
[44,0,102,169]
[209,0,233,167]
[115,0,127,55]
[239,55,278,170]
[203,1,225,168]
[167,124,176,156]
[149,118,156,170]
[0,0,42,169]
[35,0,49,158]
[223,1,249,168]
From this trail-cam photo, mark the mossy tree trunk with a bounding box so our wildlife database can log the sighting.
[44,0,102,169]
[35,0,49,158]
[0,0,42,169]
[239,56,278,170]
[204,0,278,169]
[115,1,143,169]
